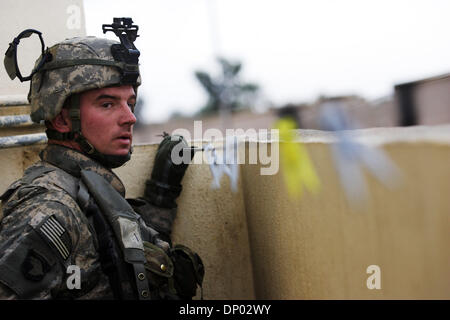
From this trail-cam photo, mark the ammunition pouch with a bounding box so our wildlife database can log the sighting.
[170,244,205,299]
[143,242,204,300]
[143,241,176,299]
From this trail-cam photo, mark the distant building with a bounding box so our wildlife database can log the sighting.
[395,73,450,126]
[134,73,450,143]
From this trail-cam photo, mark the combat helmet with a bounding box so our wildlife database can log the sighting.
[4,18,141,168]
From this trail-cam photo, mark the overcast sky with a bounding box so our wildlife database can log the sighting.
[84,0,450,124]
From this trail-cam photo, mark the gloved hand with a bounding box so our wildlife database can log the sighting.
[144,133,195,208]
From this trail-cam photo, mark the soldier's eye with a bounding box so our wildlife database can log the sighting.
[102,102,113,108]
[128,103,135,112]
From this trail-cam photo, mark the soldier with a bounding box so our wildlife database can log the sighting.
[0,19,203,299]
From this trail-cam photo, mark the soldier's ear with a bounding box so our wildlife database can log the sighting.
[50,109,72,133]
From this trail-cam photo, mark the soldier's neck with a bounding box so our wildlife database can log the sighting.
[47,140,83,153]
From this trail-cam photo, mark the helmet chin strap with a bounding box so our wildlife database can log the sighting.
[76,134,133,169]
[47,94,132,169]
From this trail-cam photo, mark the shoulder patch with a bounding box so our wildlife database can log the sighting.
[21,249,52,282]
[36,215,72,261]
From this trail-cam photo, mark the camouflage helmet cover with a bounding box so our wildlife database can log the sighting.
[28,36,141,123]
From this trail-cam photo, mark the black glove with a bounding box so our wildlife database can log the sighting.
[144,133,195,208]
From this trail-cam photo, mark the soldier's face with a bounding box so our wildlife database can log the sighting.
[79,85,137,156]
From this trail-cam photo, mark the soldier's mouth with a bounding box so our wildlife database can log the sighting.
[116,133,132,140]
[115,134,132,146]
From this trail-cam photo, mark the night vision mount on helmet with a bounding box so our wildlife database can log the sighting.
[3,17,142,168]
[102,17,140,85]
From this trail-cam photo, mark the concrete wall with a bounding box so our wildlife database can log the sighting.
[241,127,450,299]
[1,125,449,299]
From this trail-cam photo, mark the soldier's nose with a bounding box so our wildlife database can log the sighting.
[119,103,137,126]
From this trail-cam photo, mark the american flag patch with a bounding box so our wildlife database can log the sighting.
[39,215,71,260]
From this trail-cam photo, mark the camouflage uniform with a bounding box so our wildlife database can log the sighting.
[1,23,203,300]
[0,144,177,299]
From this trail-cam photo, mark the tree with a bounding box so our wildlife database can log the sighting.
[195,57,259,115]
